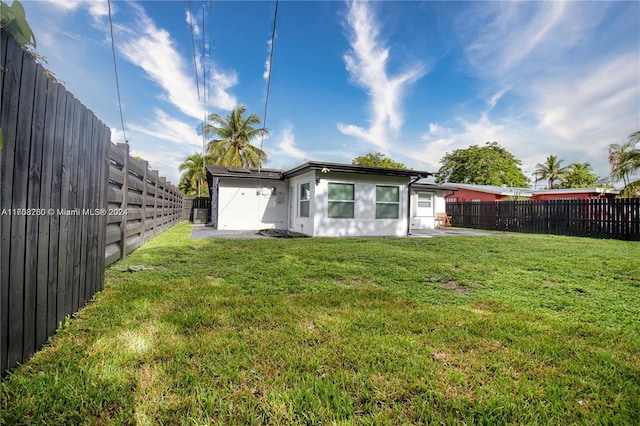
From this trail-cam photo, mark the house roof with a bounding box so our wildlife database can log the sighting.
[415,181,620,197]
[206,161,434,181]
[418,182,534,197]
[282,161,433,179]
[412,181,458,191]
[532,187,619,196]
[205,165,283,180]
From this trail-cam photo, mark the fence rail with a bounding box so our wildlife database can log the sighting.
[104,143,183,267]
[1,30,182,376]
[446,199,640,240]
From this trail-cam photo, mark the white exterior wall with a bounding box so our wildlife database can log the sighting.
[217,178,288,230]
[410,189,447,230]
[312,173,409,237]
[287,172,315,235]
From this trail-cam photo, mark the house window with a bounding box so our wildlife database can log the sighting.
[417,193,433,216]
[299,182,310,217]
[328,183,354,218]
[376,185,400,219]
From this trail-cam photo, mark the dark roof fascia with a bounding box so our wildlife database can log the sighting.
[283,161,433,179]
[205,165,284,180]
[412,182,458,192]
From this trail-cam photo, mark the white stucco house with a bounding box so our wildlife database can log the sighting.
[205,162,449,237]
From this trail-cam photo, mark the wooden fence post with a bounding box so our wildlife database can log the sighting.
[140,160,148,245]
[117,143,129,260]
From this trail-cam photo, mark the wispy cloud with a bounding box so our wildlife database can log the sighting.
[337,0,426,150]
[126,109,204,148]
[272,125,307,161]
[115,4,206,120]
[263,38,273,81]
[185,9,201,37]
[43,0,108,21]
[417,1,638,180]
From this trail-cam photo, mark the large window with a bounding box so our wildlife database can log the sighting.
[328,183,354,218]
[299,182,310,217]
[376,185,400,219]
[417,192,433,216]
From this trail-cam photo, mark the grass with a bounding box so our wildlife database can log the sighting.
[2,222,639,425]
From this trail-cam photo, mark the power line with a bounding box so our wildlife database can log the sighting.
[107,0,128,143]
[187,0,201,101]
[259,0,279,155]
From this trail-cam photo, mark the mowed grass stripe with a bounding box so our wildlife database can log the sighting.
[1,222,638,425]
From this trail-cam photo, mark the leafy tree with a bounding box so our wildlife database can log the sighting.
[435,142,529,187]
[534,155,570,189]
[609,130,640,197]
[1,0,35,149]
[204,105,268,168]
[352,152,407,169]
[560,162,598,189]
[179,152,209,197]
[1,0,36,49]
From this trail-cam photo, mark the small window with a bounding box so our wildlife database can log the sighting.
[299,182,310,217]
[418,193,432,208]
[328,183,354,218]
[376,185,399,219]
[416,193,433,216]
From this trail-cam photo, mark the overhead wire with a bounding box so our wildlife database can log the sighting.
[201,2,210,196]
[107,0,128,144]
[258,0,279,172]
[187,0,201,101]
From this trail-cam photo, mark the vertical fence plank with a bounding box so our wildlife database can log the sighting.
[36,78,58,347]
[9,45,38,369]
[1,30,24,373]
[446,199,638,241]
[24,64,49,360]
[96,125,111,290]
[1,35,184,377]
[118,143,129,260]
[0,33,8,373]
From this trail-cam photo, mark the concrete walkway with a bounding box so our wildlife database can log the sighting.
[190,225,502,240]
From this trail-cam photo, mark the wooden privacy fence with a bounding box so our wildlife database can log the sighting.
[105,143,183,267]
[1,30,182,376]
[181,196,212,222]
[446,199,640,240]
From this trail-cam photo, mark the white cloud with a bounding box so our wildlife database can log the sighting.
[43,0,108,20]
[126,109,204,148]
[263,38,273,81]
[274,125,307,160]
[185,9,201,37]
[115,7,205,120]
[533,53,638,142]
[416,1,638,181]
[460,2,602,82]
[337,0,426,150]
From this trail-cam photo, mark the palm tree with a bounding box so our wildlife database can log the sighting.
[609,130,640,197]
[534,155,570,189]
[178,152,208,197]
[204,105,268,168]
[561,162,597,188]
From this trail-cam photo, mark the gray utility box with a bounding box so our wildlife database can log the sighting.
[193,208,208,224]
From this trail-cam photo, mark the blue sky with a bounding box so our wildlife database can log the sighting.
[19,0,640,186]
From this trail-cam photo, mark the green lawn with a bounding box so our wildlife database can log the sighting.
[2,222,639,425]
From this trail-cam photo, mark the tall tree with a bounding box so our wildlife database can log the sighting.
[609,130,640,197]
[534,155,570,189]
[352,152,407,169]
[561,162,598,188]
[204,105,268,168]
[435,142,529,187]
[178,153,209,197]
